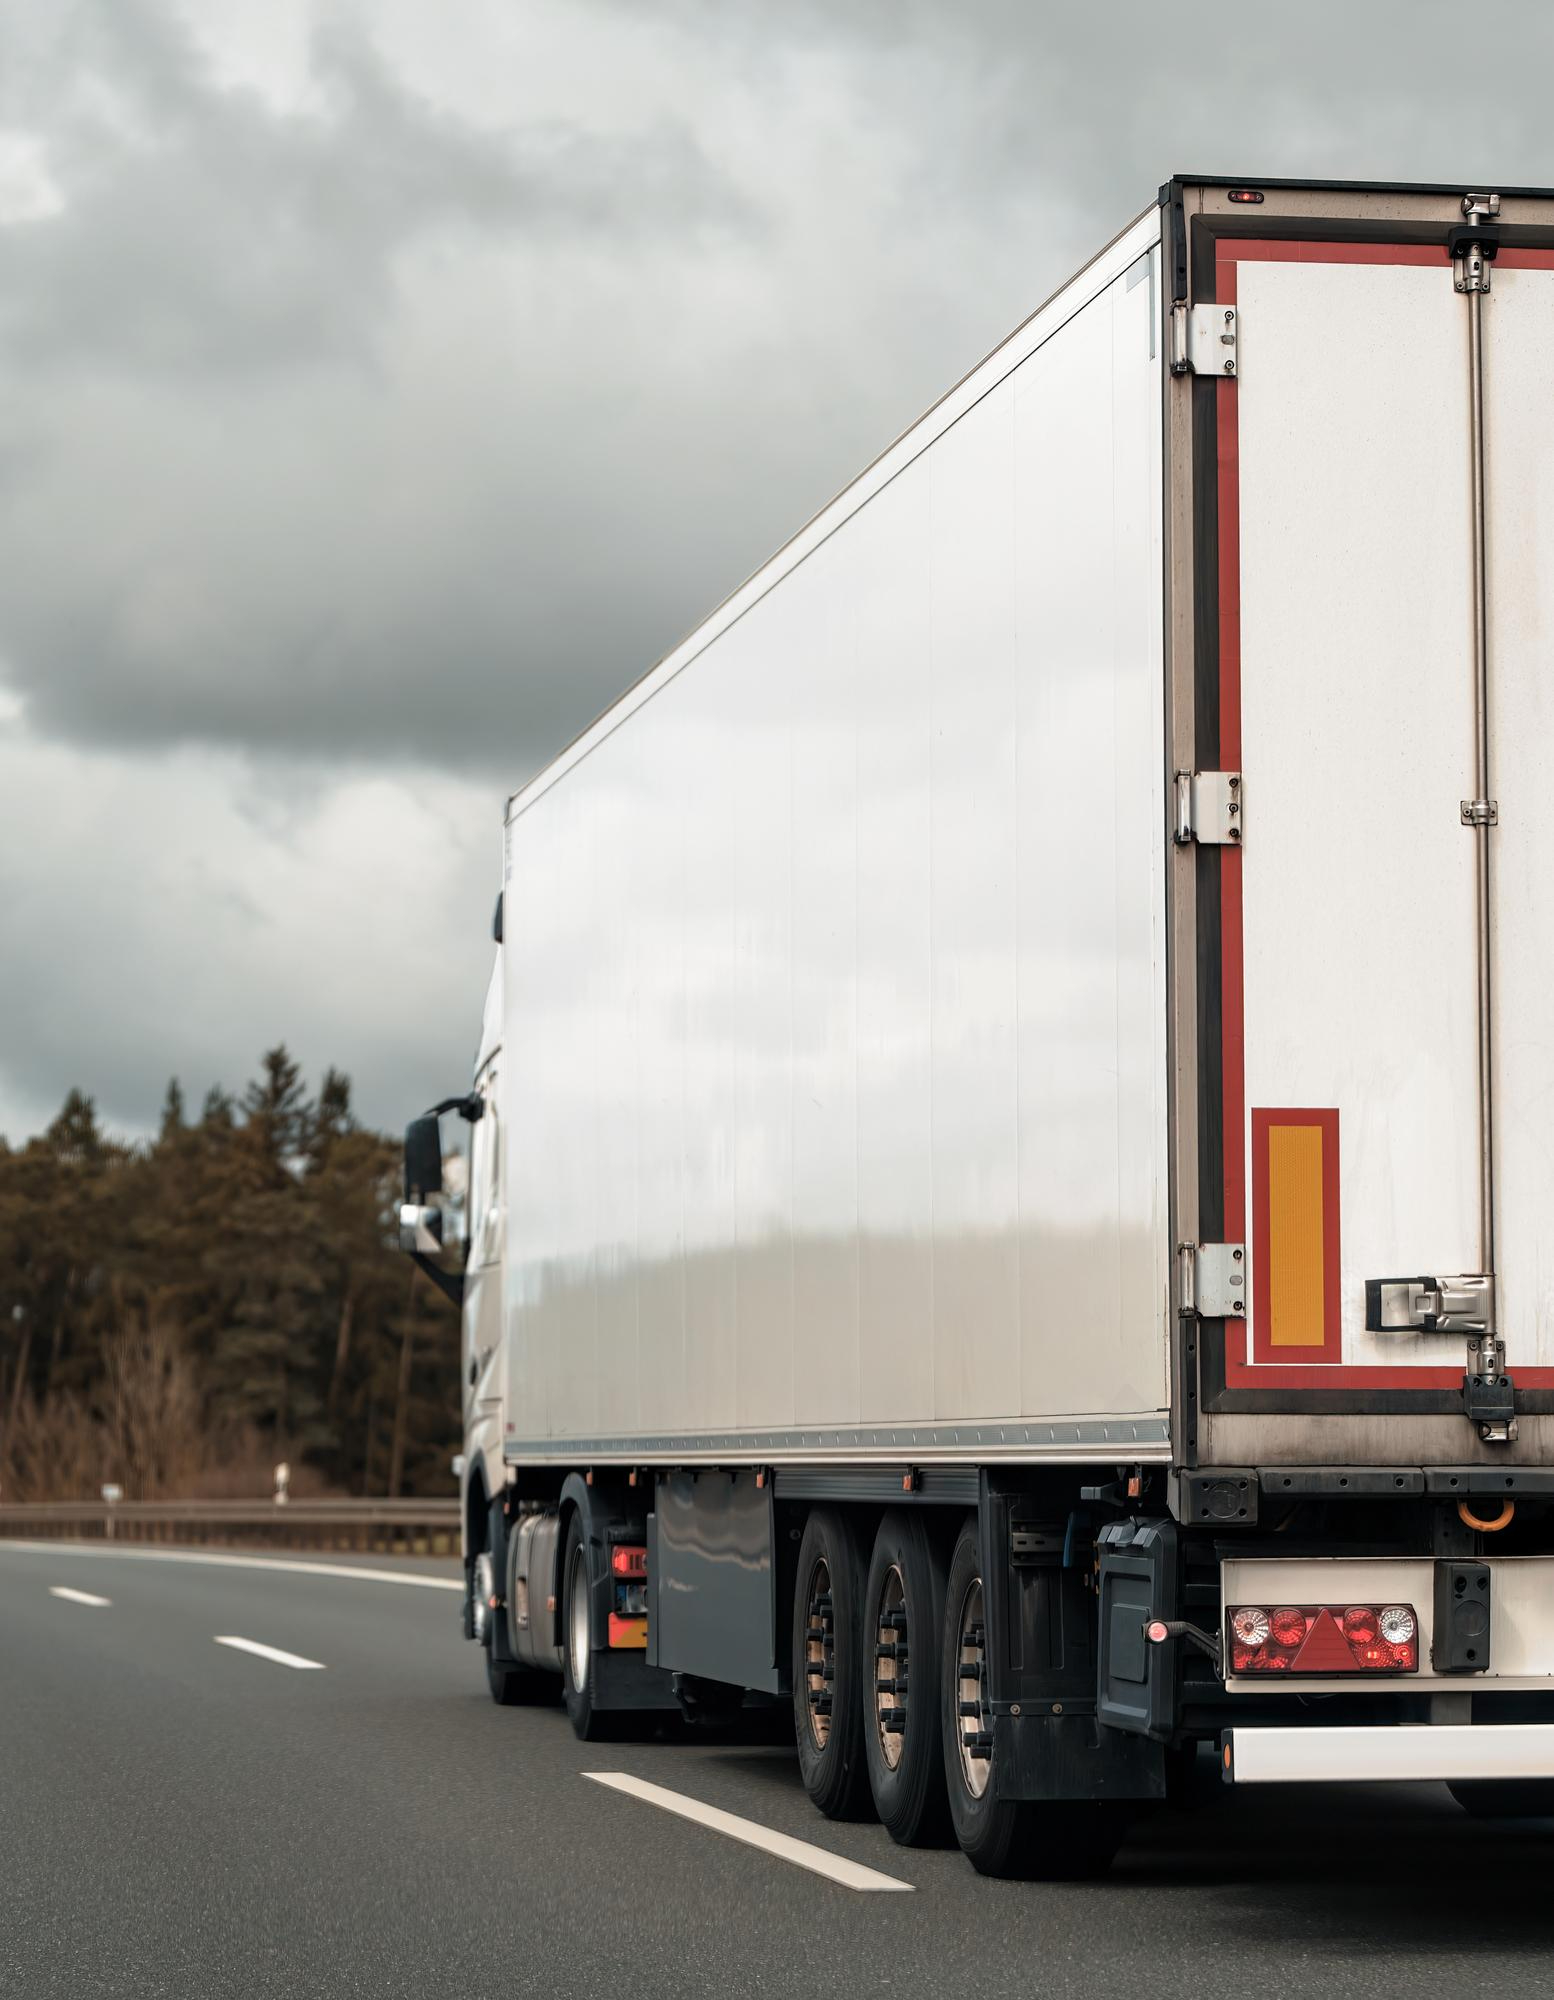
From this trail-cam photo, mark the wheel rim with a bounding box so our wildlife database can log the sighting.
[802,1557,835,1750]
[472,1551,494,1646]
[873,1563,908,1771]
[567,1544,590,1694]
[956,1576,992,1799]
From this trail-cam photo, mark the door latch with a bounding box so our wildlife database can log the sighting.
[1365,1273,1494,1334]
[1464,1333,1517,1444]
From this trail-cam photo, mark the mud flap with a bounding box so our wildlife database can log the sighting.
[1096,1518,1179,1740]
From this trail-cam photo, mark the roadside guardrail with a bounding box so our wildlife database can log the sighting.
[0,1498,461,1557]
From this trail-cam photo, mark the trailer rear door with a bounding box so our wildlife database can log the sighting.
[1204,234,1554,1429]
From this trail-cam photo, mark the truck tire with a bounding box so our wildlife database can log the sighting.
[792,1509,871,1820]
[863,1510,950,1845]
[940,1516,1124,1879]
[560,1512,614,1740]
[1448,1781,1554,1820]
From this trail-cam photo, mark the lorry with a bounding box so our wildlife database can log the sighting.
[400,175,1554,1877]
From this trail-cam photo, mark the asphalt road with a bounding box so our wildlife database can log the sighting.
[5,1540,1554,2000]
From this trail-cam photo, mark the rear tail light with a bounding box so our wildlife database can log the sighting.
[1269,1606,1308,1649]
[1227,1603,1418,1675]
[1341,1605,1379,1645]
[608,1542,649,1646]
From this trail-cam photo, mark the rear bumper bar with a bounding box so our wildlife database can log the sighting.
[1224,1724,1554,1785]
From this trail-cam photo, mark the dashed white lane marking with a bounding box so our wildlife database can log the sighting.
[214,1635,326,1671]
[49,1586,111,1607]
[582,1772,913,1893]
[2,1544,461,1591]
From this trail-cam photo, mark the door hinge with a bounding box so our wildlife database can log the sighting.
[1174,770,1242,846]
[1179,1242,1247,1320]
[1170,302,1238,378]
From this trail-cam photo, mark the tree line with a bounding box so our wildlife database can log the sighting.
[0,1048,458,1502]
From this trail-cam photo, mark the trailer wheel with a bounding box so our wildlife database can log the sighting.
[1448,1781,1554,1820]
[792,1509,871,1820]
[863,1511,950,1845]
[940,1516,1124,1879]
[560,1512,613,1741]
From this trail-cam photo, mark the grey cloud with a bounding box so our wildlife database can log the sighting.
[0,725,496,1144]
[10,0,1552,787]
[0,0,769,777]
[6,0,1554,1145]
[0,4,754,377]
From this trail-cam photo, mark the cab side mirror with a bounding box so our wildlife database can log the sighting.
[404,1114,443,1202]
[399,1201,445,1254]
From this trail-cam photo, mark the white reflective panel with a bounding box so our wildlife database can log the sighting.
[1015,266,1168,1415]
[679,630,740,1431]
[854,471,935,1423]
[928,380,1021,1420]
[1487,261,1554,1371]
[729,586,796,1430]
[1237,256,1478,1371]
[789,544,862,1426]
[593,737,640,1434]
[552,778,599,1431]
[503,235,1168,1443]
[632,693,688,1437]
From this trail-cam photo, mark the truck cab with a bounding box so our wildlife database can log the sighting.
[399,941,506,1638]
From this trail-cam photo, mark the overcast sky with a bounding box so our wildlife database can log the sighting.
[2,0,1552,1143]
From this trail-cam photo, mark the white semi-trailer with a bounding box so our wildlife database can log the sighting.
[402,176,1554,1876]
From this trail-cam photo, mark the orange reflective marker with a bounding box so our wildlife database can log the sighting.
[1252,1108,1341,1364]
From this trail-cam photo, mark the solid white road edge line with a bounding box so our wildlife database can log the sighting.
[582,1772,913,1894]
[0,1544,461,1591]
[49,1586,111,1607]
[214,1636,327,1671]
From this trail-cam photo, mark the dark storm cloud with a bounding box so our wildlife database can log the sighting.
[7,0,1554,785]
[0,0,762,776]
[6,0,1554,1146]
[0,10,752,377]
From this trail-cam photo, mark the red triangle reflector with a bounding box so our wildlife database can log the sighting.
[1291,1607,1356,1672]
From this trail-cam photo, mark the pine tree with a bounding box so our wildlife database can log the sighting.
[201,1084,234,1129]
[158,1078,186,1142]
[46,1090,104,1165]
[241,1046,307,1167]
[0,1057,459,1502]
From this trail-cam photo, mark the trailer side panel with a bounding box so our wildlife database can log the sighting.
[501,213,1169,1463]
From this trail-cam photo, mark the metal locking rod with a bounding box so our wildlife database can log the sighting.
[1465,266,1497,1313]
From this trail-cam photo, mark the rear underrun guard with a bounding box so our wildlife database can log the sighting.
[1223,1724,1554,1785]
